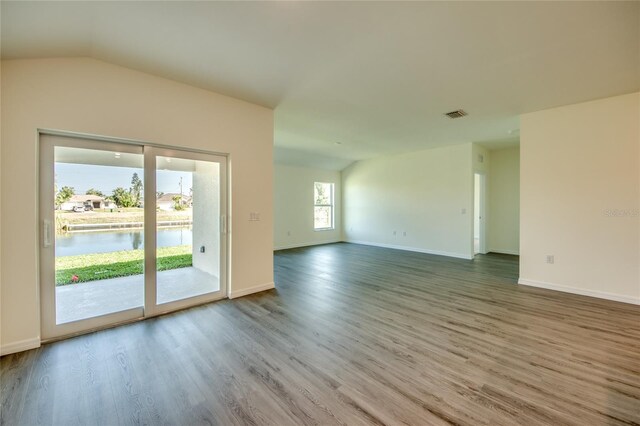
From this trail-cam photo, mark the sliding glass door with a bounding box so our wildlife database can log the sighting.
[144,147,227,316]
[40,134,227,340]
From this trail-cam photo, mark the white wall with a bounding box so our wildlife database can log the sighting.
[520,92,639,304]
[1,58,274,354]
[274,164,342,249]
[342,143,474,259]
[488,147,520,255]
[192,161,219,276]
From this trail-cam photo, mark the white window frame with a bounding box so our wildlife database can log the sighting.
[314,182,335,231]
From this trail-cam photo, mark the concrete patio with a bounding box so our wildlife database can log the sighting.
[55,267,219,324]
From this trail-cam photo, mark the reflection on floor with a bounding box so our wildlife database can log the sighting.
[55,267,219,324]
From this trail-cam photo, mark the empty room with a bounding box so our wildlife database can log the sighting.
[1,1,639,425]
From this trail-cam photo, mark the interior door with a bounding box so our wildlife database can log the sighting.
[40,134,228,340]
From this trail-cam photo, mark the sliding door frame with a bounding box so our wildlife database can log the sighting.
[144,146,228,317]
[39,135,145,340]
[38,130,229,341]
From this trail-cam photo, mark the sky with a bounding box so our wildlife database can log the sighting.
[55,163,193,196]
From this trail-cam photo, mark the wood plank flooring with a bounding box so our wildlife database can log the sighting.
[2,242,639,425]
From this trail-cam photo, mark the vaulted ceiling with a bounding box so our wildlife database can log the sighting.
[2,1,639,169]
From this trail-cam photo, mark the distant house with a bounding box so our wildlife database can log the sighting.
[60,194,115,211]
[103,199,117,209]
[157,193,192,211]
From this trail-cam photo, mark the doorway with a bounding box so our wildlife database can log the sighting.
[474,173,486,255]
[39,133,228,340]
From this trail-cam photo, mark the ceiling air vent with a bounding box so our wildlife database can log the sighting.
[444,109,467,119]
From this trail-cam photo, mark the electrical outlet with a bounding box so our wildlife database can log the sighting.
[461,208,467,214]
[546,255,554,264]
[403,231,407,237]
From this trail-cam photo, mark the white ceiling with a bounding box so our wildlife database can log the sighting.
[2,1,639,170]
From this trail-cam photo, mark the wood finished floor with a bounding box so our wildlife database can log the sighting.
[2,243,639,425]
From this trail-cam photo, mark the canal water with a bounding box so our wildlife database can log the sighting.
[56,227,192,257]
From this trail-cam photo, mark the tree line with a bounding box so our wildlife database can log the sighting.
[56,173,144,208]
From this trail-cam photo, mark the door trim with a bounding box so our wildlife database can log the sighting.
[38,128,229,157]
[473,172,488,256]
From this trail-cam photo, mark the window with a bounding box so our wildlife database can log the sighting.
[314,182,334,230]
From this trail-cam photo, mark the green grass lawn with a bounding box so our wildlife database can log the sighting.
[56,245,192,286]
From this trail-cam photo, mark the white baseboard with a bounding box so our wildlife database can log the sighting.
[274,240,341,251]
[345,240,473,260]
[518,278,640,305]
[1,337,41,356]
[229,282,275,299]
[489,248,519,255]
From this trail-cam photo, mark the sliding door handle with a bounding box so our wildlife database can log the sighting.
[43,219,53,248]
